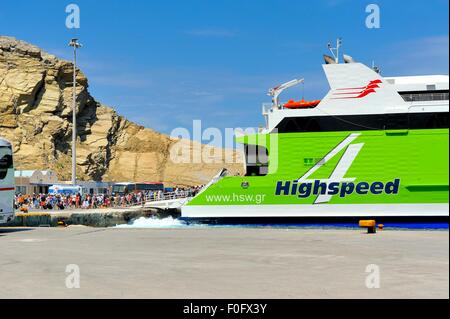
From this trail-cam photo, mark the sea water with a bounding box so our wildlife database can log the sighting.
[115,216,448,230]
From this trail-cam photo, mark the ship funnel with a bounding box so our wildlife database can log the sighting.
[323,54,336,64]
[343,54,356,63]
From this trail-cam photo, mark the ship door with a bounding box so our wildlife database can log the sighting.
[244,145,269,176]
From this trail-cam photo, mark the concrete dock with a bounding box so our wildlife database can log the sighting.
[0,226,448,299]
[6,207,167,228]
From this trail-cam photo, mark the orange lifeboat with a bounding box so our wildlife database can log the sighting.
[283,99,321,109]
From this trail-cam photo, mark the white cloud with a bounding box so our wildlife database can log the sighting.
[325,0,350,7]
[403,35,449,60]
[84,64,330,135]
[89,74,154,88]
[382,35,449,75]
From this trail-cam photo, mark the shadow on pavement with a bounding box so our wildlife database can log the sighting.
[0,227,34,236]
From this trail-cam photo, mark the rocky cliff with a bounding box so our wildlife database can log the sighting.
[0,36,242,186]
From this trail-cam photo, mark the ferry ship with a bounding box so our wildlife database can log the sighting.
[182,45,449,221]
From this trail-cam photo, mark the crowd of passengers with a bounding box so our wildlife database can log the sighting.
[14,186,204,211]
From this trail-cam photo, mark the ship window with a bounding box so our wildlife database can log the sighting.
[385,114,409,130]
[399,90,449,102]
[306,119,320,132]
[275,112,448,133]
[275,115,384,133]
[409,112,449,129]
[245,145,269,177]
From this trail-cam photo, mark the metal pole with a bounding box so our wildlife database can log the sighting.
[335,38,339,64]
[69,38,82,185]
[71,45,77,186]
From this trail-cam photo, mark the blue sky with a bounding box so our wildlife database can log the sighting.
[1,0,448,136]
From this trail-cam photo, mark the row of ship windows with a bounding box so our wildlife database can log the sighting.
[275,112,449,133]
[399,90,449,102]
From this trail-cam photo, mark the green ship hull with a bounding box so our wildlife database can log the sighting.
[183,129,449,218]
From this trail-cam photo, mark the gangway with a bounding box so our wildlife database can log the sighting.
[129,191,193,210]
[127,169,229,210]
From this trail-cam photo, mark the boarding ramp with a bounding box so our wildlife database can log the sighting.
[130,192,193,210]
[130,169,229,210]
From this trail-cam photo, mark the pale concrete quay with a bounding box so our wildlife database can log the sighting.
[0,226,448,299]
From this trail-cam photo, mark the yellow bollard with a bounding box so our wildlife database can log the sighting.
[359,220,377,234]
[57,220,67,227]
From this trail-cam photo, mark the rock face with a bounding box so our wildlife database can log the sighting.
[0,36,242,186]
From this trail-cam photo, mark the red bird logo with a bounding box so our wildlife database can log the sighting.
[332,79,382,99]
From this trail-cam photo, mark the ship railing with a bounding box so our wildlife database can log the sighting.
[111,191,195,209]
[143,191,193,203]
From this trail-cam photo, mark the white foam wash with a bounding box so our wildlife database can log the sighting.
[115,216,192,229]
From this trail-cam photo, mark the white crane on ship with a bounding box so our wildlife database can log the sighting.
[268,78,304,109]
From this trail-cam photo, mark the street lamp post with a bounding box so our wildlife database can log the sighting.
[68,38,82,186]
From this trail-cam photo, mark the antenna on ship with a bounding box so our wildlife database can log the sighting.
[327,37,342,63]
[301,81,305,100]
[372,60,381,74]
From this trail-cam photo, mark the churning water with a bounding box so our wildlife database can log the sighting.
[115,216,192,229]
